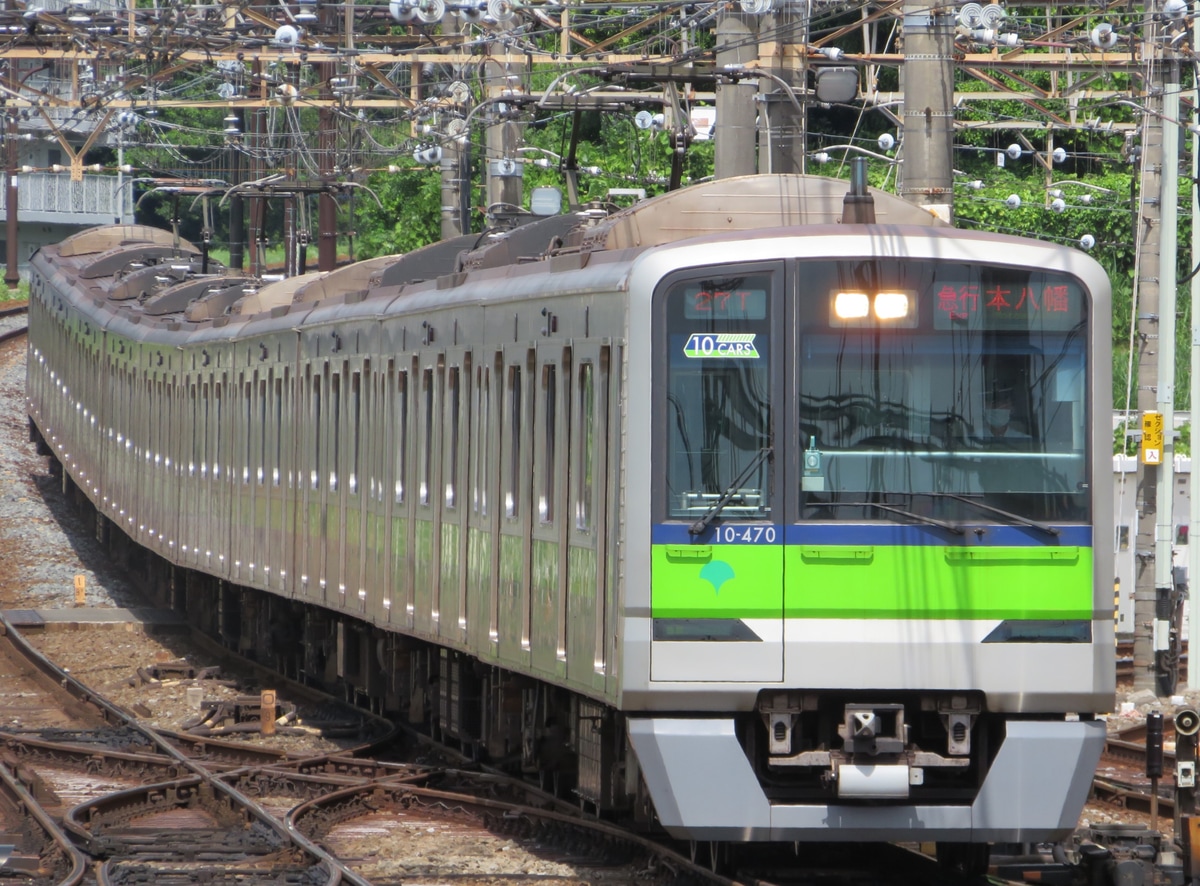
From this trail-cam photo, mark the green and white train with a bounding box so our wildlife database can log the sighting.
[26,173,1114,871]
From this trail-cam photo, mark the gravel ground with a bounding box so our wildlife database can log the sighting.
[0,326,366,755]
[0,318,143,610]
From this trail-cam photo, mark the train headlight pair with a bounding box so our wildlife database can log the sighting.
[833,290,911,322]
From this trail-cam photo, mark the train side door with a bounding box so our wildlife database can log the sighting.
[650,265,785,682]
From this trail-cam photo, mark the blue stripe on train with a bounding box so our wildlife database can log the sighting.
[651,523,1093,546]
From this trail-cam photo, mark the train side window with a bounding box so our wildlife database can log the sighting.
[504,364,522,518]
[446,366,460,509]
[395,370,408,503]
[538,363,556,523]
[350,371,361,496]
[1117,525,1129,551]
[575,361,594,531]
[421,368,434,505]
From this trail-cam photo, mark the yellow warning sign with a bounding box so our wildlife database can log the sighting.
[1142,411,1164,465]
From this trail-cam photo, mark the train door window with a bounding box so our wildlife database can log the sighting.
[446,366,460,509]
[538,363,556,523]
[593,346,611,672]
[350,371,361,496]
[148,379,158,468]
[503,363,522,518]
[242,376,252,484]
[1178,525,1189,546]
[142,379,152,467]
[158,380,167,469]
[330,370,341,493]
[575,361,595,532]
[258,377,267,485]
[274,376,283,486]
[421,367,434,505]
[473,364,491,516]
[311,375,322,490]
[395,369,408,503]
[369,369,380,501]
[1117,525,1129,551]
[212,382,222,481]
[192,385,201,477]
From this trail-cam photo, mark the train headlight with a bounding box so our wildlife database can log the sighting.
[834,291,869,319]
[874,291,909,320]
[832,290,916,325]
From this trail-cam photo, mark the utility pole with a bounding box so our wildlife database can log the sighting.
[1133,26,1180,694]
[897,0,954,220]
[759,5,805,174]
[1190,1,1200,690]
[5,109,17,288]
[484,53,523,227]
[318,65,337,272]
[228,109,245,271]
[713,8,757,179]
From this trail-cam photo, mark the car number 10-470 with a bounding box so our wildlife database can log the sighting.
[717,526,777,543]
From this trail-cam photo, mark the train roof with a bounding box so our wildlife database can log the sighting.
[38,174,955,333]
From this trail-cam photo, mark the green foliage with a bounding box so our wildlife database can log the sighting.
[1114,420,1138,456]
[355,168,442,258]
[0,281,27,304]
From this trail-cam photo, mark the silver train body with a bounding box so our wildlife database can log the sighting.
[26,175,1114,851]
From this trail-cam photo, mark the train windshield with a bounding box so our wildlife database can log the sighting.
[797,259,1089,524]
[662,272,775,522]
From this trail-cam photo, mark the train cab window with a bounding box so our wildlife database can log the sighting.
[395,370,408,503]
[658,272,774,522]
[796,261,1090,524]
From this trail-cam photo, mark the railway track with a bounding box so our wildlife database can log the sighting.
[0,614,366,884]
[0,609,757,886]
[0,302,26,346]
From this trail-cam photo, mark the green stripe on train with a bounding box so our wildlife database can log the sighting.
[650,544,1093,620]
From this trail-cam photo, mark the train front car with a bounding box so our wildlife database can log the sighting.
[624,223,1112,864]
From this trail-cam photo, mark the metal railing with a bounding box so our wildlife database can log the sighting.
[0,172,132,220]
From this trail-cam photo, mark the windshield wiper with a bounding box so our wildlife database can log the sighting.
[928,493,1060,537]
[816,501,965,535]
[689,447,773,536]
